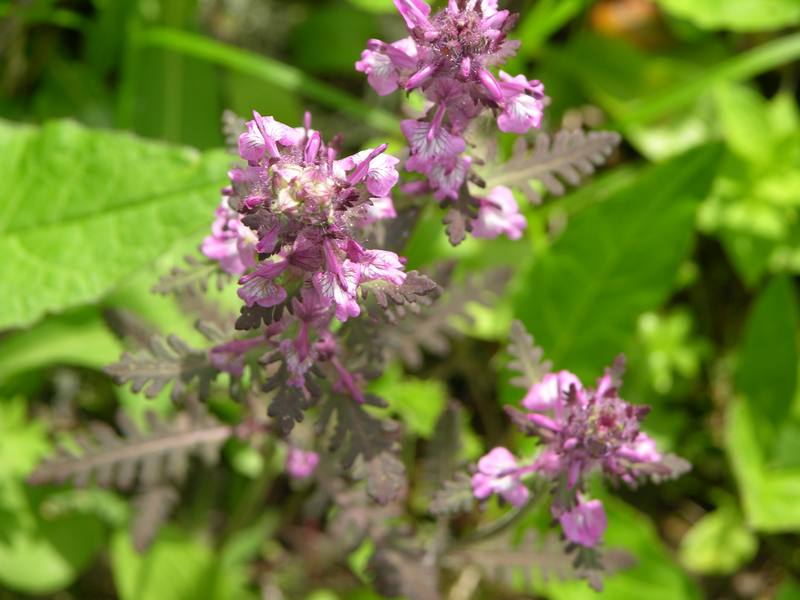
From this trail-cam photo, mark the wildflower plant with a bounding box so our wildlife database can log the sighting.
[27,0,689,596]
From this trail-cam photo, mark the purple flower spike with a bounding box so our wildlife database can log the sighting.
[471,447,529,507]
[286,447,320,480]
[558,496,607,548]
[472,186,528,240]
[357,0,546,209]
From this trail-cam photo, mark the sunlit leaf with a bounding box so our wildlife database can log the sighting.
[0,119,230,330]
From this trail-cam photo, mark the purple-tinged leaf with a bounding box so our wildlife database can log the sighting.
[29,410,232,489]
[507,320,552,390]
[430,472,475,517]
[105,334,219,401]
[152,254,231,296]
[131,485,179,553]
[481,129,621,204]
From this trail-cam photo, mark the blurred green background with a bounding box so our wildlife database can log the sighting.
[1,0,800,598]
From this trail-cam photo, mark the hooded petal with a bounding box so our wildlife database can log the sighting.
[559,498,607,548]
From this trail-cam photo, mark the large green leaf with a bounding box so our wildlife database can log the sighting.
[679,504,758,575]
[727,277,800,532]
[514,145,721,379]
[655,0,800,31]
[726,398,800,532]
[111,528,255,600]
[0,119,229,330]
[736,277,798,443]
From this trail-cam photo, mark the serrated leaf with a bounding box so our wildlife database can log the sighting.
[131,486,179,553]
[318,394,406,504]
[383,266,511,369]
[29,411,233,489]
[430,472,475,517]
[0,119,230,330]
[507,320,552,390]
[481,129,620,204]
[515,144,722,379]
[105,334,219,401]
[368,542,441,600]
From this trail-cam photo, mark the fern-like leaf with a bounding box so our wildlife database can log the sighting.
[482,129,621,204]
[105,334,219,401]
[442,186,480,246]
[131,485,179,552]
[430,472,475,517]
[382,266,511,369]
[152,254,231,296]
[29,411,233,489]
[318,394,406,504]
[507,320,552,390]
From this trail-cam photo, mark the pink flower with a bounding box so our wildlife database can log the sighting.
[356,38,418,96]
[522,369,583,412]
[361,196,397,226]
[313,240,361,322]
[357,250,407,286]
[335,148,401,198]
[497,71,546,134]
[471,447,529,507]
[402,119,466,173]
[558,497,607,548]
[237,259,289,308]
[617,432,662,464]
[238,111,304,163]
[201,200,257,275]
[286,447,320,480]
[471,186,528,240]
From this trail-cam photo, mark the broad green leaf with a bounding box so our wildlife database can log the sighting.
[0,119,230,330]
[0,398,50,480]
[368,364,447,438]
[111,528,255,600]
[736,277,799,445]
[0,308,122,386]
[0,483,106,594]
[514,144,721,379]
[679,505,758,575]
[726,398,800,531]
[655,0,800,31]
[713,84,775,164]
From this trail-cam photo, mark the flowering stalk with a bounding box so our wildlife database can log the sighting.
[202,111,407,401]
[356,0,546,240]
[471,354,687,549]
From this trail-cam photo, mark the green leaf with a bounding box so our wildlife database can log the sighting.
[347,0,395,12]
[0,308,122,386]
[654,0,800,31]
[0,398,50,480]
[713,84,775,164]
[514,144,721,378]
[0,483,106,594]
[111,527,256,600]
[0,119,230,330]
[368,364,447,438]
[725,398,800,532]
[736,277,798,445]
[679,505,758,575]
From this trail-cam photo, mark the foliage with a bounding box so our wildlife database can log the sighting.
[2,0,800,598]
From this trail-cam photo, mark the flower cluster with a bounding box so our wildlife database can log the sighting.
[201,112,407,397]
[356,0,545,239]
[472,359,671,548]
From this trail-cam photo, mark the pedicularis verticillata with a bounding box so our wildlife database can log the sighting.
[30,0,687,592]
